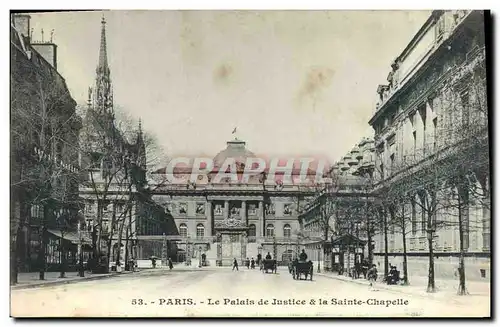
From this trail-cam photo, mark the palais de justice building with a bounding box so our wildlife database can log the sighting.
[151,138,323,266]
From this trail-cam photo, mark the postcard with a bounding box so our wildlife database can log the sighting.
[10,9,491,318]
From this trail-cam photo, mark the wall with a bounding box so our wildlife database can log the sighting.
[373,254,490,281]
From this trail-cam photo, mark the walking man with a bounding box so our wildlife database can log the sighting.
[232,258,239,271]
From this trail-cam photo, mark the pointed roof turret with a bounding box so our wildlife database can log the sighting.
[97,15,109,75]
[93,14,113,118]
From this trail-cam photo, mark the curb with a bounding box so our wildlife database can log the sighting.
[316,272,436,297]
[316,272,490,300]
[11,271,135,290]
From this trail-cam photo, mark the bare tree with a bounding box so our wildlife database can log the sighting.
[11,60,81,283]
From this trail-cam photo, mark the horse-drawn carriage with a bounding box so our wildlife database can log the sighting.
[261,259,277,274]
[292,260,313,281]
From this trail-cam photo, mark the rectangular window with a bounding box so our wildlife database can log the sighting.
[56,142,63,162]
[283,204,292,215]
[419,104,427,131]
[409,112,416,130]
[115,202,123,214]
[413,131,417,153]
[390,154,395,175]
[433,118,438,151]
[411,200,417,235]
[460,91,470,128]
[421,207,426,233]
[85,201,95,213]
[248,204,257,216]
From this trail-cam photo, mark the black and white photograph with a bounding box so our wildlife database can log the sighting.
[8,8,491,318]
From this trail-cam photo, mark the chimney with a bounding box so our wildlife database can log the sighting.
[31,43,58,70]
[12,14,31,41]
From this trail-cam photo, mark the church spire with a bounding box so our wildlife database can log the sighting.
[94,14,113,118]
[98,15,108,74]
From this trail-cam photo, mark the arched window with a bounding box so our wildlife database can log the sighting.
[179,223,188,237]
[248,224,256,237]
[196,223,205,239]
[266,224,274,237]
[283,224,291,238]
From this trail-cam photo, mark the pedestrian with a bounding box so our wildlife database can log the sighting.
[246,257,250,269]
[251,258,255,269]
[151,257,157,269]
[232,258,239,271]
[367,264,378,287]
[362,259,369,279]
[168,257,173,270]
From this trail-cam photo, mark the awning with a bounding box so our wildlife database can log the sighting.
[47,229,92,245]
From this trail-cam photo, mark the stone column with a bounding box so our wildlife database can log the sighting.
[258,201,264,237]
[241,201,247,223]
[224,200,229,219]
[206,201,212,237]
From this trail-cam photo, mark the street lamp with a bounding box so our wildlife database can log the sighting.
[198,246,202,268]
[273,236,277,262]
[78,220,85,277]
[317,244,321,273]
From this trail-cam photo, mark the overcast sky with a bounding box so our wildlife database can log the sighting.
[28,10,431,163]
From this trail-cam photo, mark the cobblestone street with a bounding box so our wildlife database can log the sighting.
[11,267,490,317]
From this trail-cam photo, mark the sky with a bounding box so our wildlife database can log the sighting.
[28,10,431,164]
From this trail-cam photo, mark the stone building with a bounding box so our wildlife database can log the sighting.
[368,10,489,280]
[10,14,83,274]
[78,17,172,271]
[150,138,326,266]
[298,138,376,273]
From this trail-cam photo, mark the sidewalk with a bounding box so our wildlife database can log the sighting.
[317,271,490,303]
[11,270,135,290]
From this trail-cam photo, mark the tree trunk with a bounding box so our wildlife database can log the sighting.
[457,189,468,295]
[94,202,104,271]
[10,234,19,285]
[124,226,130,271]
[426,210,436,293]
[401,218,409,286]
[382,208,389,279]
[367,210,373,266]
[105,207,117,269]
[115,213,127,269]
[59,231,66,278]
[39,206,47,280]
[39,225,46,280]
[426,191,437,293]
[106,229,114,269]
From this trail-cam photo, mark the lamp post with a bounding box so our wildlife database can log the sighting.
[161,233,167,267]
[78,219,85,277]
[273,236,277,262]
[317,244,321,273]
[198,246,202,268]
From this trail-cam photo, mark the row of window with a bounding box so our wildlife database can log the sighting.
[85,200,126,213]
[172,203,294,216]
[178,223,293,238]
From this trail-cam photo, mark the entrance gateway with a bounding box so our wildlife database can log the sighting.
[215,211,248,266]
